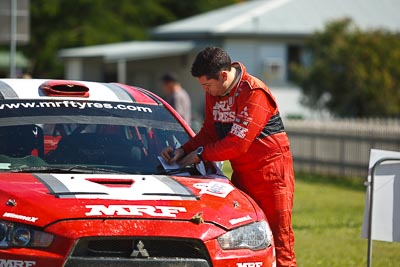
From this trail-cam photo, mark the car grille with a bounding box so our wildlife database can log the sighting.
[64,237,212,267]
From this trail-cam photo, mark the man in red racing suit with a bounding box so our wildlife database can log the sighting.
[161,47,296,267]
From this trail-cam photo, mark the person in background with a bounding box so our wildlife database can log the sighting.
[161,72,191,125]
[161,47,296,267]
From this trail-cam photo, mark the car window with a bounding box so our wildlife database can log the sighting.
[0,99,211,175]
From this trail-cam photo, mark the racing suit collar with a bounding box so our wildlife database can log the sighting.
[220,63,242,97]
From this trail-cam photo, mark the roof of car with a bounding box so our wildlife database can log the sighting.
[0,79,160,105]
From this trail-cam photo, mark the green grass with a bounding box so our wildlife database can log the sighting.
[221,163,400,267]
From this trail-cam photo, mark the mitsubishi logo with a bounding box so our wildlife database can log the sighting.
[239,106,249,117]
[130,240,149,258]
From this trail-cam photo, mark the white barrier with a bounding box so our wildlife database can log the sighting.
[361,149,400,267]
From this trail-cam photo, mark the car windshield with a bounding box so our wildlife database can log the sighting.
[0,99,214,175]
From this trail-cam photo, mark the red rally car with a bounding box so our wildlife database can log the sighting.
[0,79,275,267]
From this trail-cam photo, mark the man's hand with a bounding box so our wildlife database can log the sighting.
[161,146,185,164]
[177,150,201,166]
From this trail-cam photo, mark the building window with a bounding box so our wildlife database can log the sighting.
[263,57,284,82]
[288,44,306,81]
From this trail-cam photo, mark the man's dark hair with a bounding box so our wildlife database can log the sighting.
[161,72,178,83]
[191,46,232,79]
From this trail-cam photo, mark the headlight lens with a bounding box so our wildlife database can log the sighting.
[0,220,54,248]
[10,226,31,246]
[218,220,272,250]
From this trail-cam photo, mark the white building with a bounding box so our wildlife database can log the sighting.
[59,0,400,120]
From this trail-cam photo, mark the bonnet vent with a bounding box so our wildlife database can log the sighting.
[40,80,89,97]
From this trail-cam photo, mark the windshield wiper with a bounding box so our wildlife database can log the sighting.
[155,163,212,176]
[155,166,196,175]
[8,165,127,174]
[66,165,127,174]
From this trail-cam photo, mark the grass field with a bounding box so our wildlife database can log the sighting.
[222,164,400,267]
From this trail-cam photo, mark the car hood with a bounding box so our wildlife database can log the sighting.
[0,173,262,230]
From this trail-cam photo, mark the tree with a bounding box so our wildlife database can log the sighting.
[291,18,400,117]
[19,0,241,78]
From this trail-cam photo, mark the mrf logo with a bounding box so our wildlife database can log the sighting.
[236,262,263,267]
[0,259,36,267]
[85,205,186,217]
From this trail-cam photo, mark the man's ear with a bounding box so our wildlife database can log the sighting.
[220,71,228,81]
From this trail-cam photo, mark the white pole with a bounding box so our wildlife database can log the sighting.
[367,157,400,267]
[9,0,17,78]
[117,59,127,84]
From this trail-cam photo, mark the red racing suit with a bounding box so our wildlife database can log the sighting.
[182,62,296,267]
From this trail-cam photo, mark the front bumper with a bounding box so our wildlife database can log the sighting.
[64,258,209,267]
[0,219,275,267]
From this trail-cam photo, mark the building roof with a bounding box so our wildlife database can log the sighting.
[58,41,195,62]
[59,0,400,61]
[152,0,400,38]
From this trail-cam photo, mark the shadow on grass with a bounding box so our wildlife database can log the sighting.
[295,171,366,191]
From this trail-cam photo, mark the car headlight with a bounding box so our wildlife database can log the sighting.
[0,220,53,248]
[218,220,272,250]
